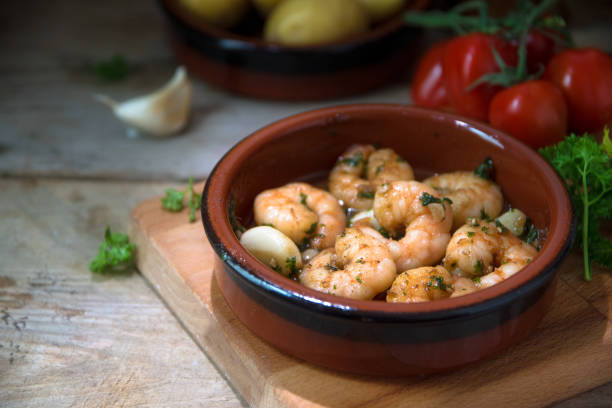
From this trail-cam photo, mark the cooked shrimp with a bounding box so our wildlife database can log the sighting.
[254,182,346,250]
[423,171,503,230]
[444,220,538,286]
[386,265,454,303]
[299,227,397,300]
[329,145,414,210]
[476,234,538,289]
[373,180,453,271]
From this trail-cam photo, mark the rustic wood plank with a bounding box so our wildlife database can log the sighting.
[131,188,612,408]
[0,179,243,408]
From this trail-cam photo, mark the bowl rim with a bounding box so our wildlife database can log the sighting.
[160,0,430,51]
[202,103,575,319]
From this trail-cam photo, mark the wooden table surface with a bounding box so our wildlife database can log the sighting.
[1,1,611,406]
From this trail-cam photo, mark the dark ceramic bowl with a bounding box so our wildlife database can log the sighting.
[202,104,574,376]
[159,0,429,100]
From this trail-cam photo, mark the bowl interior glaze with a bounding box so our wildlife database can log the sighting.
[205,104,572,315]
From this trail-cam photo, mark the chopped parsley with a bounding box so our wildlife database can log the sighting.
[325,263,339,271]
[355,274,363,284]
[420,192,453,208]
[474,157,494,179]
[467,231,475,238]
[375,165,384,174]
[286,256,299,276]
[358,191,375,199]
[306,222,317,234]
[426,275,452,292]
[355,258,365,264]
[474,259,484,275]
[472,276,481,283]
[480,209,492,221]
[338,152,364,167]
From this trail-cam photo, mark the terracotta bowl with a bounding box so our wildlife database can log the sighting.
[159,0,429,100]
[202,104,574,376]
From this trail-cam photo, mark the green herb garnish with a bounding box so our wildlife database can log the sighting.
[426,275,452,292]
[358,191,375,199]
[90,227,135,274]
[474,259,484,275]
[326,263,339,271]
[338,152,364,167]
[93,54,129,81]
[161,189,185,212]
[467,231,475,238]
[186,177,201,223]
[474,157,494,180]
[540,129,612,280]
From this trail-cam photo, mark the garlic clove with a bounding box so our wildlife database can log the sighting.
[496,208,527,236]
[349,209,381,229]
[95,66,191,137]
[240,226,302,276]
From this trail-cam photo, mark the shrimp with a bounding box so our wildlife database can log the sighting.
[423,171,503,231]
[386,266,454,303]
[254,182,346,250]
[443,220,538,288]
[299,227,397,300]
[329,144,414,210]
[373,180,453,271]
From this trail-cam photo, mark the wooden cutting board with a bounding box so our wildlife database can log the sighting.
[130,185,612,408]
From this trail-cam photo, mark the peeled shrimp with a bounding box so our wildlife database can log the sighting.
[254,182,346,250]
[444,220,538,287]
[329,144,414,210]
[299,227,397,300]
[423,171,503,231]
[386,265,454,303]
[373,180,453,271]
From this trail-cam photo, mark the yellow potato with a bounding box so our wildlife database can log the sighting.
[355,0,406,22]
[251,0,283,16]
[264,0,370,46]
[179,0,249,29]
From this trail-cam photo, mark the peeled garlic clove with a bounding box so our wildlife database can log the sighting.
[95,66,191,137]
[349,209,381,229]
[240,226,302,276]
[496,208,527,236]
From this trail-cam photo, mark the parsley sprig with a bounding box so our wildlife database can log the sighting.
[161,177,202,223]
[90,226,135,274]
[540,128,612,280]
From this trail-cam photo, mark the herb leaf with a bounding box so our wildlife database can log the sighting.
[474,157,494,179]
[161,189,185,212]
[186,177,201,223]
[93,55,129,81]
[90,227,135,274]
[539,130,612,280]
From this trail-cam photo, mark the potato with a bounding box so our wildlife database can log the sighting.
[355,0,406,23]
[179,0,249,29]
[264,0,370,46]
[251,0,283,16]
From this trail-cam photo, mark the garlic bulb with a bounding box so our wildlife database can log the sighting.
[95,66,191,137]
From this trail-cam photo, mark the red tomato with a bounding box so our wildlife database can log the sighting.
[489,80,567,149]
[523,29,557,73]
[443,33,517,121]
[411,40,449,109]
[545,47,612,133]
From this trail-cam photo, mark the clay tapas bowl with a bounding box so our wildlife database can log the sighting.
[202,104,574,376]
[159,0,429,100]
